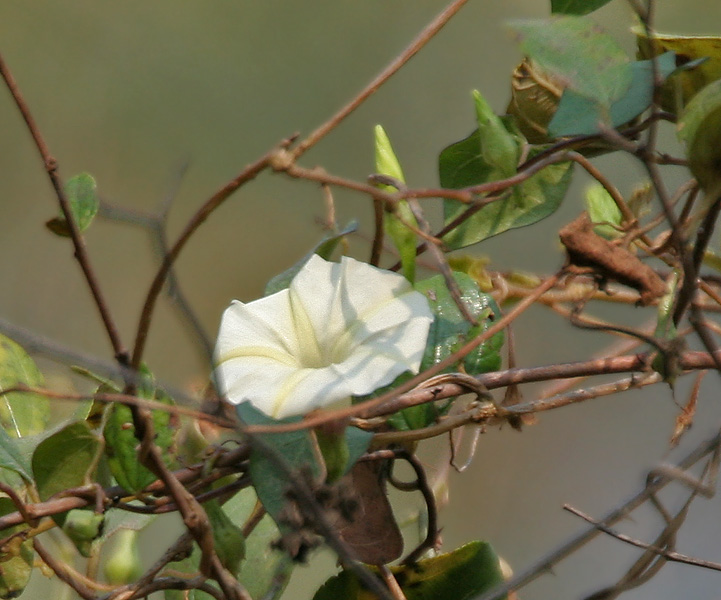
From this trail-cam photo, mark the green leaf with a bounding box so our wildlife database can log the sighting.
[473,91,519,175]
[678,78,721,193]
[374,125,417,283]
[585,183,623,239]
[264,222,358,295]
[32,421,101,500]
[374,124,405,185]
[549,52,678,137]
[0,499,34,599]
[313,540,506,600]
[344,426,373,476]
[551,0,613,15]
[104,371,176,493]
[0,426,32,485]
[388,273,504,431]
[440,133,574,249]
[0,334,49,438]
[236,402,320,525]
[439,128,497,188]
[508,16,631,106]
[417,273,504,376]
[103,403,172,494]
[46,173,99,236]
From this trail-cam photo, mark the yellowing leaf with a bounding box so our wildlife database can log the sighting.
[636,28,721,113]
[313,541,506,600]
[678,78,721,193]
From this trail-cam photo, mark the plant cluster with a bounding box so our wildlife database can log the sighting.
[2,0,721,599]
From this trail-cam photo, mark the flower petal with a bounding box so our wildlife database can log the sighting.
[214,255,433,419]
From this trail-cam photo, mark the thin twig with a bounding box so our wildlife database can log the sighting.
[130,135,297,372]
[0,52,127,363]
[100,162,215,366]
[472,431,721,600]
[565,504,721,573]
[0,317,197,405]
[398,452,439,564]
[291,0,472,158]
[34,539,97,600]
[0,385,234,428]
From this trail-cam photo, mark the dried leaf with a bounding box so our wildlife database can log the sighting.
[335,460,402,565]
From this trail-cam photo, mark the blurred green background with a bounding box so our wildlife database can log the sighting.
[2,1,721,598]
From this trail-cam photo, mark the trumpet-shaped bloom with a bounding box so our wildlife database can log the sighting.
[214,255,433,419]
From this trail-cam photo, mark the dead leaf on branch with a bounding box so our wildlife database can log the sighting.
[334,460,403,565]
[559,213,665,305]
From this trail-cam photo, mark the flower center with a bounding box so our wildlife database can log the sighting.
[297,334,352,369]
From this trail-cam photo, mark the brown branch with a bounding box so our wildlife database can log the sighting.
[34,539,97,600]
[130,135,296,372]
[474,431,721,600]
[565,503,721,574]
[0,385,234,428]
[396,451,439,564]
[291,0,472,158]
[0,445,250,531]
[107,577,224,600]
[135,423,250,600]
[0,52,127,363]
[379,566,408,600]
[370,371,660,446]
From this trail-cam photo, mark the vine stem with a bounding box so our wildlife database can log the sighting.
[130,136,295,372]
[290,0,472,159]
[473,431,721,600]
[0,52,127,363]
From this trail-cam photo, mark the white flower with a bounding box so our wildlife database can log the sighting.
[214,255,433,419]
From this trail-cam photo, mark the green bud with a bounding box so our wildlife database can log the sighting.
[104,529,143,585]
[204,499,245,576]
[63,509,104,558]
[315,426,350,483]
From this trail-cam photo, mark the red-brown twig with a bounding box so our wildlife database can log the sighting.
[34,539,96,600]
[291,0,472,159]
[0,52,127,363]
[474,431,721,600]
[130,136,296,372]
